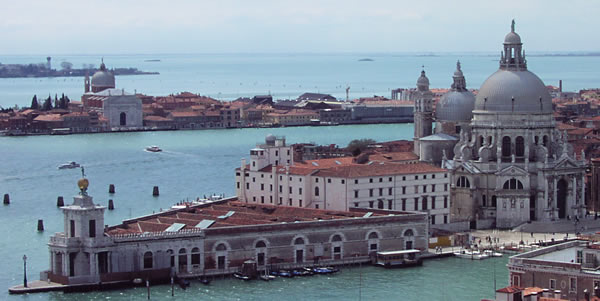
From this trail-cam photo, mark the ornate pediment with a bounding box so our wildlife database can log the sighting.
[496,165,528,177]
[452,161,481,175]
[553,157,581,170]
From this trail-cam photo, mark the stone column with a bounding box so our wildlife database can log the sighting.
[89,252,97,278]
[553,177,558,209]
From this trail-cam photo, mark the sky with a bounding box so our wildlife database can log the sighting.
[1,0,598,54]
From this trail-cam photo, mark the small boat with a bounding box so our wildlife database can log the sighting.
[145,145,162,152]
[177,278,190,289]
[259,274,276,281]
[199,277,211,285]
[233,272,251,281]
[277,270,294,278]
[375,250,423,268]
[312,267,338,274]
[483,250,503,257]
[453,250,489,260]
[58,161,80,169]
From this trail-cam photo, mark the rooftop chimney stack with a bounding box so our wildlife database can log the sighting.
[559,80,563,92]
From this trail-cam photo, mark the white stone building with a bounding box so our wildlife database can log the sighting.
[413,21,588,228]
[236,136,451,225]
[102,94,143,129]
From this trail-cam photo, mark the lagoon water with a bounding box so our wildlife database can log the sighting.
[1,53,600,108]
[2,51,595,299]
[0,124,509,300]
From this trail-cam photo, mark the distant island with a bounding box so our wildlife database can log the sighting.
[0,58,158,78]
[358,58,374,62]
[144,59,161,62]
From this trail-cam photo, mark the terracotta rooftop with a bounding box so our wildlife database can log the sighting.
[105,199,398,235]
[314,162,447,178]
[33,114,63,122]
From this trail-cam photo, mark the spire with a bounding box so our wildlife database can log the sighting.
[451,60,466,91]
[500,20,526,70]
[417,67,430,92]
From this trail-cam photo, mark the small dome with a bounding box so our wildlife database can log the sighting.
[436,91,475,122]
[91,61,115,90]
[504,31,521,44]
[416,70,429,91]
[474,69,552,114]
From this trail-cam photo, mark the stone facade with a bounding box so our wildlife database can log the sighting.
[102,94,143,129]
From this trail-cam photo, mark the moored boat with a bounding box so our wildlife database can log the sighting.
[145,145,162,152]
[453,250,489,260]
[58,161,80,169]
[375,249,423,268]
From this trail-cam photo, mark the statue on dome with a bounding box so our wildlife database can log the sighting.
[511,19,515,32]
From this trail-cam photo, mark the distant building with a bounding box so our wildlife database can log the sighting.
[102,94,143,129]
[298,93,336,101]
[87,59,115,93]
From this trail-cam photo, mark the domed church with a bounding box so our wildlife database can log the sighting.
[414,21,587,228]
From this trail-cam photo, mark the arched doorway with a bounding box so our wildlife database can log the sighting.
[120,112,127,126]
[557,179,568,219]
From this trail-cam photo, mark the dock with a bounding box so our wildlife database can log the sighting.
[8,281,64,294]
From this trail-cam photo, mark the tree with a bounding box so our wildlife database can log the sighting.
[42,95,53,111]
[54,94,59,109]
[347,138,376,156]
[60,61,73,70]
[30,95,39,110]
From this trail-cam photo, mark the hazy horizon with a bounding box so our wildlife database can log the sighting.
[1,0,598,55]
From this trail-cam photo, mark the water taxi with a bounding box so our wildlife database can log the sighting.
[375,249,422,268]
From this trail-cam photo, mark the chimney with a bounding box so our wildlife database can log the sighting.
[542,289,551,297]
[584,289,590,301]
[559,80,563,92]
[530,292,538,301]
[554,290,561,299]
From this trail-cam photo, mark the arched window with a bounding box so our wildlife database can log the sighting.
[377,200,384,209]
[492,196,497,208]
[404,229,414,237]
[294,237,305,245]
[502,136,511,157]
[120,112,127,126]
[255,241,267,248]
[216,243,227,251]
[368,232,379,240]
[191,247,200,266]
[515,136,525,157]
[534,136,539,145]
[332,234,343,242]
[503,179,524,190]
[479,136,484,146]
[543,135,549,147]
[457,176,470,188]
[143,251,153,269]
[178,248,187,272]
[314,187,319,196]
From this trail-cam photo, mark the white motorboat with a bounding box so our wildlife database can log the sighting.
[58,161,80,169]
[145,145,162,152]
[453,250,489,260]
[483,250,503,257]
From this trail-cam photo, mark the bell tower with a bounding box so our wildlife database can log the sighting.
[413,68,433,156]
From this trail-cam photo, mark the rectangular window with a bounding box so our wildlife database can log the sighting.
[70,220,75,237]
[549,279,556,289]
[289,198,292,206]
[299,178,302,182]
[431,184,435,192]
[237,182,240,189]
[422,197,428,210]
[270,184,273,192]
[252,177,255,182]
[279,185,282,193]
[577,250,583,264]
[315,204,319,209]
[431,215,435,225]
[328,178,331,183]
[299,199,303,207]
[424,175,427,179]
[354,202,359,207]
[253,196,256,202]
[402,199,406,211]
[370,178,373,183]
[316,178,319,183]
[444,184,448,191]
[402,187,406,194]
[355,179,358,184]
[415,185,419,193]
[570,277,577,293]
[432,174,436,179]
[246,183,250,189]
[444,215,448,224]
[379,188,383,196]
[299,188,303,195]
[261,174,264,178]
[379,178,383,182]
[261,196,265,203]
[431,196,436,209]
[270,196,273,203]
[388,187,393,195]
[369,189,373,197]
[89,219,96,238]
[289,187,292,194]
[512,275,520,287]
[261,184,264,191]
[279,197,282,204]
[354,190,359,198]
[342,180,345,184]
[414,198,418,211]
[402,176,406,181]
[415,175,418,180]
[389,177,392,182]
[444,197,448,208]
[369,201,374,208]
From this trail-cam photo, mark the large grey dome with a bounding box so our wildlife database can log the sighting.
[437,91,475,121]
[504,31,521,44]
[416,70,429,91]
[474,69,552,114]
[436,61,475,121]
[91,61,115,89]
